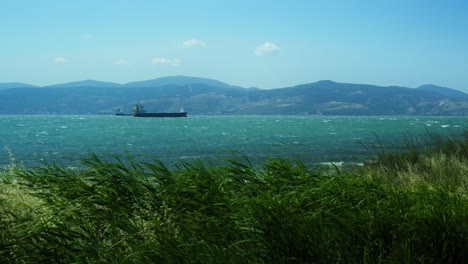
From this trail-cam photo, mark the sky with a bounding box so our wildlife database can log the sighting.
[1,0,468,92]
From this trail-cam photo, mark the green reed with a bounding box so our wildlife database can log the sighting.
[1,132,467,263]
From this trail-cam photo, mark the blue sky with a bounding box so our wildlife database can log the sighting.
[1,0,468,92]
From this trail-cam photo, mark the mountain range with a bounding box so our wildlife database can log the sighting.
[0,76,467,115]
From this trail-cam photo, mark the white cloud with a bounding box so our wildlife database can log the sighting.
[151,57,182,66]
[255,42,280,56]
[180,39,206,48]
[53,57,67,63]
[116,59,131,65]
[80,34,93,39]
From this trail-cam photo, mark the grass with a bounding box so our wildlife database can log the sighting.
[0,132,467,263]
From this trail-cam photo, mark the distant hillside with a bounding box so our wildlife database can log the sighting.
[0,82,37,89]
[0,77,467,115]
[46,79,123,88]
[243,81,468,115]
[417,84,468,99]
[124,76,237,89]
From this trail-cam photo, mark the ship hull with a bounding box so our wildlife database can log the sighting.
[133,112,188,117]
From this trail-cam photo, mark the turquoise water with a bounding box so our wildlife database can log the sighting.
[1,115,466,167]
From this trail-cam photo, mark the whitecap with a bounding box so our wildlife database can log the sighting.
[35,131,49,137]
[319,161,344,167]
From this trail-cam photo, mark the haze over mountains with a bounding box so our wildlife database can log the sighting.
[0,76,467,115]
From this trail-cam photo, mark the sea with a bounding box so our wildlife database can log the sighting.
[1,115,466,168]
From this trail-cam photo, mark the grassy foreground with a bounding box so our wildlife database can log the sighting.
[1,133,467,263]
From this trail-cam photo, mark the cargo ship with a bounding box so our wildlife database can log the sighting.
[131,103,187,117]
[115,108,132,116]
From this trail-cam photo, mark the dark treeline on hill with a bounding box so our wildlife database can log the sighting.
[0,76,467,115]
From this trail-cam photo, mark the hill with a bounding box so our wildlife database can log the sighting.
[0,82,37,89]
[124,76,237,89]
[243,81,468,115]
[46,79,122,88]
[0,77,467,115]
[417,84,468,99]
